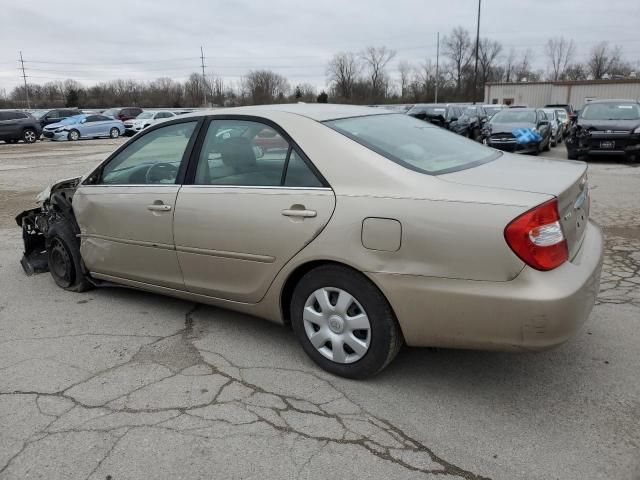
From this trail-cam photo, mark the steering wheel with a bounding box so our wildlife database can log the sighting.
[145,162,179,184]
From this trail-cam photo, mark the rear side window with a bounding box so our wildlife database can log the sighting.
[14,112,28,119]
[326,113,499,175]
[194,119,322,187]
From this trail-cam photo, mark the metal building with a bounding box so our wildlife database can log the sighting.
[484,79,640,108]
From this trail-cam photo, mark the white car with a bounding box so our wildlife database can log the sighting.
[123,110,176,136]
[542,108,563,147]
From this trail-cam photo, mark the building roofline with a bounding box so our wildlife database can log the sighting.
[485,78,640,87]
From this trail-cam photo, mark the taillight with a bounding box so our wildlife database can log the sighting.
[504,198,568,271]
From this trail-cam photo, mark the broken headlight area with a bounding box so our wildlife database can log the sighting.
[15,176,82,276]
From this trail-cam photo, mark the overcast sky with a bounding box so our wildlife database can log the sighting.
[1,0,639,93]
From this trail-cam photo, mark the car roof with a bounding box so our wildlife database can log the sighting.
[584,99,639,104]
[176,104,392,122]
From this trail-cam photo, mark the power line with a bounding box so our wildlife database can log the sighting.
[200,46,207,106]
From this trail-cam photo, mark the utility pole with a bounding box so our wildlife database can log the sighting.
[435,32,439,103]
[19,51,30,109]
[200,46,207,107]
[473,0,481,104]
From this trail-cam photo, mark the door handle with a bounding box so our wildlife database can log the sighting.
[147,203,172,212]
[281,208,317,218]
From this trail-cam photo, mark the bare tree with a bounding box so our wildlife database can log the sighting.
[565,63,588,81]
[327,52,360,100]
[397,60,412,99]
[515,49,535,81]
[360,46,396,101]
[545,37,576,80]
[587,42,629,79]
[241,70,290,105]
[443,26,472,91]
[478,38,503,85]
[503,48,517,82]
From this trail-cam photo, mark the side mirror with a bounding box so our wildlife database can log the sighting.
[449,117,458,122]
[81,119,87,124]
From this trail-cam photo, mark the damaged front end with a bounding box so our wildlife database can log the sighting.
[15,176,83,275]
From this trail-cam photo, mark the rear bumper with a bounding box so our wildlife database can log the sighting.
[369,222,603,351]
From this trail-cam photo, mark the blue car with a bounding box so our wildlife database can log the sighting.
[42,114,125,141]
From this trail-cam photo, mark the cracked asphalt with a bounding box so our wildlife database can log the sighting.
[1,139,639,480]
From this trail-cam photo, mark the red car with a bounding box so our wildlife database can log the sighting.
[102,107,143,122]
[253,127,289,153]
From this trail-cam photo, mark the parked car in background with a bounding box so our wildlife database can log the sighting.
[0,110,42,144]
[555,109,570,137]
[102,107,144,122]
[407,104,471,137]
[565,99,640,161]
[545,103,576,118]
[542,108,563,147]
[42,114,124,141]
[463,105,489,141]
[483,108,552,154]
[32,108,82,129]
[482,104,508,118]
[123,110,176,136]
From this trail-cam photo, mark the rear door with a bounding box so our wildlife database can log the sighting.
[173,117,335,302]
[0,111,19,137]
[73,119,201,288]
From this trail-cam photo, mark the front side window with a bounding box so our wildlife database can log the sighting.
[100,121,197,185]
[326,113,499,175]
[195,119,322,187]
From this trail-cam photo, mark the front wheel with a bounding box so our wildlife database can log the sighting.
[22,129,37,143]
[46,221,93,292]
[67,129,80,141]
[290,265,403,379]
[110,127,120,138]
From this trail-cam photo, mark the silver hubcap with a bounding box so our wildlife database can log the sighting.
[111,129,118,138]
[303,287,371,364]
[24,131,35,142]
[70,131,78,140]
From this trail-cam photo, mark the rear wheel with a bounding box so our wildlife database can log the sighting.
[109,127,120,138]
[46,221,92,292]
[543,137,551,151]
[290,265,403,379]
[67,129,80,141]
[22,129,37,144]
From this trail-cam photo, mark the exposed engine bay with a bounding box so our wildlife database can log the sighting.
[15,176,82,275]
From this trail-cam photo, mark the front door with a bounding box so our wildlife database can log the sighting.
[73,120,200,288]
[173,118,335,303]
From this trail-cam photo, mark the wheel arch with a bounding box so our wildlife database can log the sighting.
[279,259,396,328]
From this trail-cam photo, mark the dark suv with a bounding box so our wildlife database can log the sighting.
[406,104,471,137]
[34,109,82,129]
[565,99,640,161]
[102,107,143,122]
[0,110,42,144]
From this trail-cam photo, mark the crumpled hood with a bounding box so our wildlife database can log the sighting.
[36,176,83,203]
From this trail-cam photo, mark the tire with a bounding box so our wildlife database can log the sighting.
[67,129,80,141]
[551,136,557,148]
[290,265,403,379]
[109,127,120,139]
[46,220,93,292]
[22,129,37,143]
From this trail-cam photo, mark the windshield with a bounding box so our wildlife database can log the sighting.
[31,110,48,119]
[55,115,85,125]
[556,110,567,119]
[490,110,536,124]
[136,112,154,119]
[325,114,499,175]
[407,105,448,117]
[464,107,478,116]
[580,102,640,120]
[542,110,556,120]
[484,107,501,116]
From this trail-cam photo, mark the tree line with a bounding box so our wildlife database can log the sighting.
[0,27,637,109]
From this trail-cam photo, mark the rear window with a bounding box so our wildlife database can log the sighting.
[325,113,499,175]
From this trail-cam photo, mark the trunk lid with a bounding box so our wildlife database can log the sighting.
[439,153,589,259]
